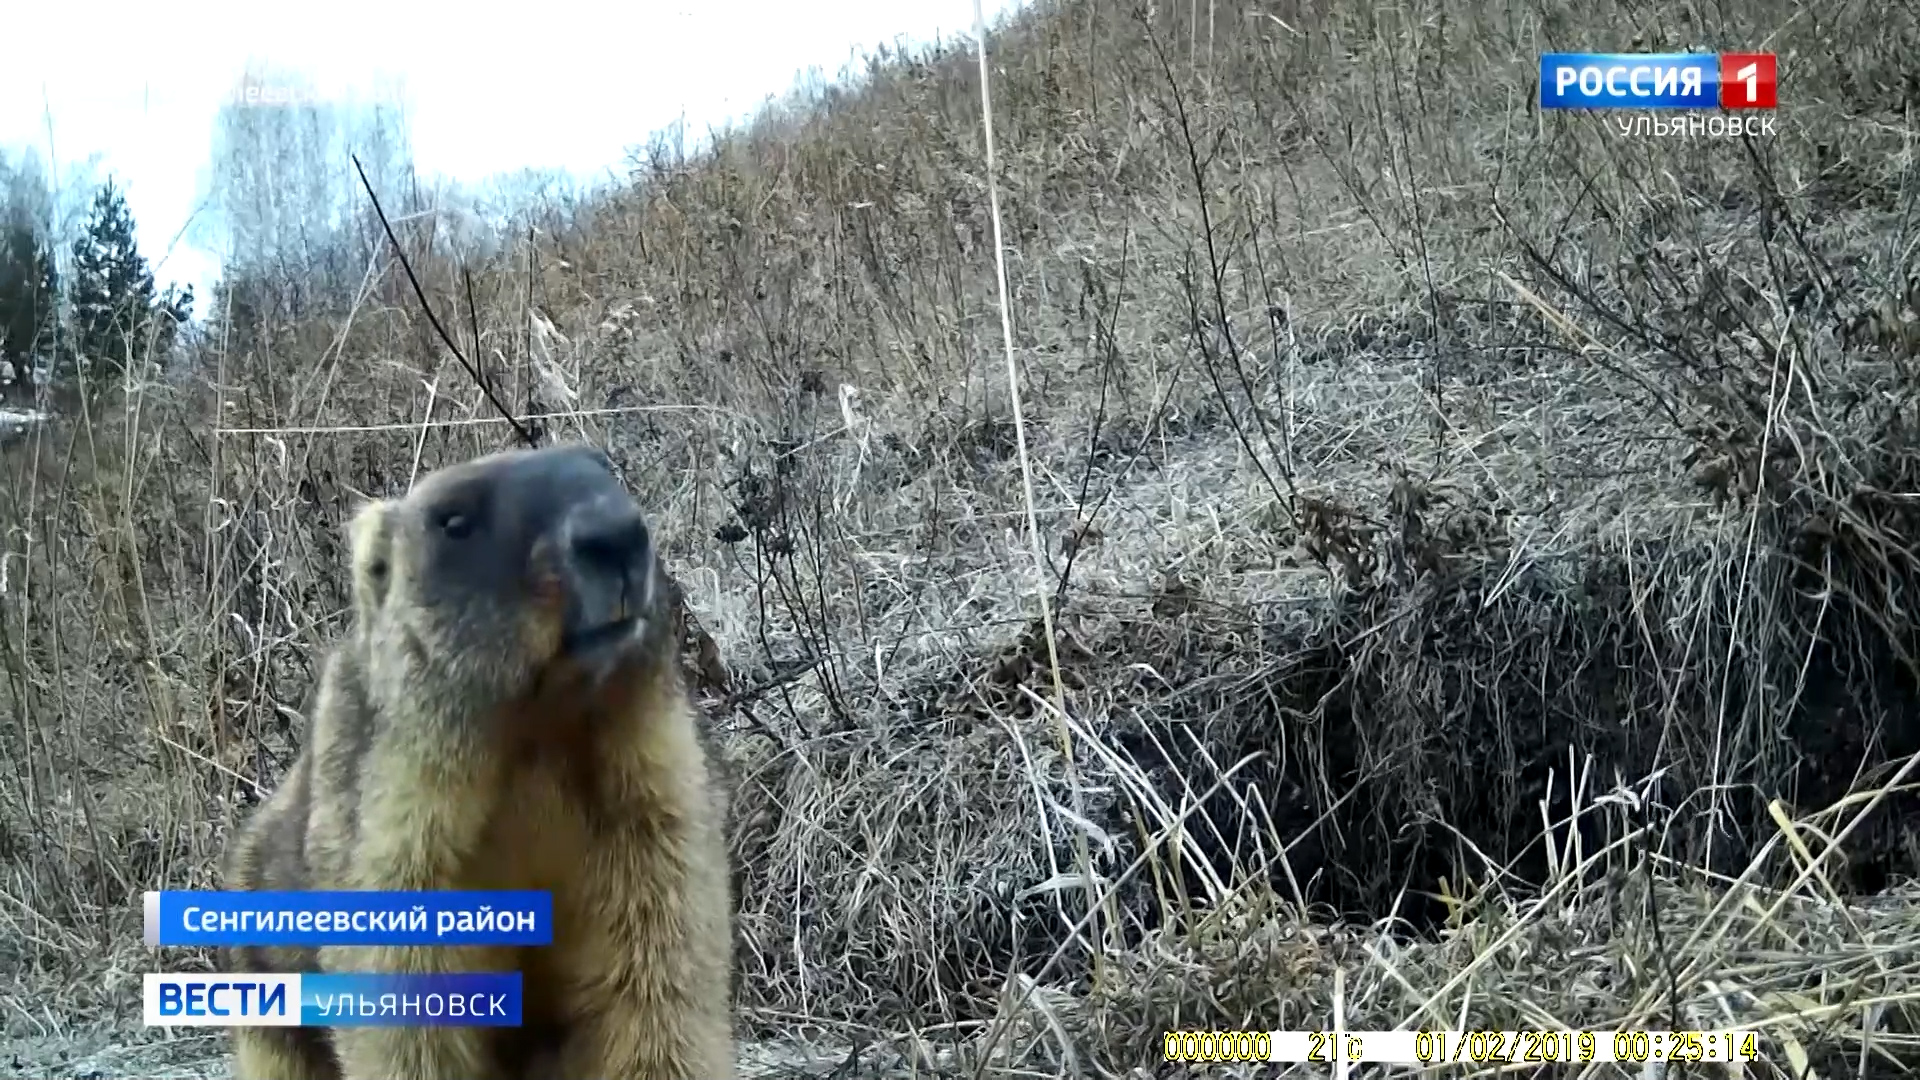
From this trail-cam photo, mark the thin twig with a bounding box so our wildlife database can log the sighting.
[351,154,537,447]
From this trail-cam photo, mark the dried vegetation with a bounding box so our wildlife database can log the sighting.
[4,0,1920,1075]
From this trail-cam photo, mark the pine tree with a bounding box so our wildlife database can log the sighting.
[0,216,58,400]
[68,178,182,382]
[159,281,194,350]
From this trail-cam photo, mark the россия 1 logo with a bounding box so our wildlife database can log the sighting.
[1539,52,1777,110]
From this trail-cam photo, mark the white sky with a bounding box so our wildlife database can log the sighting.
[0,0,1023,302]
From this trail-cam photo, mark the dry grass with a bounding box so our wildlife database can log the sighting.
[4,0,1920,1075]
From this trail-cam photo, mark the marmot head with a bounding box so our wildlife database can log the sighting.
[346,442,665,717]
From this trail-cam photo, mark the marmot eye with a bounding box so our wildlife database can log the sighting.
[439,513,474,539]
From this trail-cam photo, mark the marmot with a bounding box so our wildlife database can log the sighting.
[221,442,734,1080]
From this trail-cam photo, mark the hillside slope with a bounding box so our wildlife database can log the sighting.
[4,0,1920,1074]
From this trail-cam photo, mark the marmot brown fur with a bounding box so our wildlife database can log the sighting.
[221,442,734,1080]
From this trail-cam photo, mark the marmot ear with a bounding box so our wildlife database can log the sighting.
[347,498,394,630]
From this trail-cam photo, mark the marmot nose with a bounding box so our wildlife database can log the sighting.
[568,501,651,576]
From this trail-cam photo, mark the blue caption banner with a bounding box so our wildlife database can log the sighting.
[143,972,523,1027]
[1539,52,1719,109]
[144,890,554,947]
